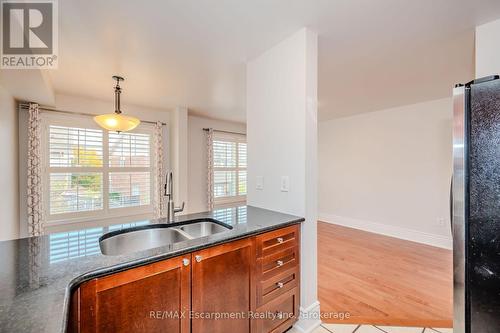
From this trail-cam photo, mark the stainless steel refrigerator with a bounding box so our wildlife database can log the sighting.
[453,75,500,333]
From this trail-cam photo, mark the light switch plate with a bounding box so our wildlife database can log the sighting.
[280,176,289,192]
[256,176,264,190]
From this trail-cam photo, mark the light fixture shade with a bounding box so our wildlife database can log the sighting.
[94,113,140,132]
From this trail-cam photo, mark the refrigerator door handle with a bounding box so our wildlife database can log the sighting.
[450,176,453,235]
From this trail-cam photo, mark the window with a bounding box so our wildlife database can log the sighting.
[43,115,154,223]
[212,132,247,206]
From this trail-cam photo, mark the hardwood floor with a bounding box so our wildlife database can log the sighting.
[318,222,453,328]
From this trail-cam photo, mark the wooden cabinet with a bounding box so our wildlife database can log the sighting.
[68,224,300,333]
[191,238,255,333]
[73,256,191,333]
[254,225,300,333]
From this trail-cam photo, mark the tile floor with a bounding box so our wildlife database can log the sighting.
[291,324,453,333]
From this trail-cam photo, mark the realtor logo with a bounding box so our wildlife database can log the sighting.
[1,0,58,68]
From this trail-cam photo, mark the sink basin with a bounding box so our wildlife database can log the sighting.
[99,219,232,256]
[99,227,190,256]
[177,221,230,238]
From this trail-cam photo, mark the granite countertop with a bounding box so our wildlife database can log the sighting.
[0,206,304,333]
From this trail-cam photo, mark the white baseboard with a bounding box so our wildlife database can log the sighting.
[318,213,452,249]
[293,300,322,333]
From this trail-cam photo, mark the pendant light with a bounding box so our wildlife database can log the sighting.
[94,76,140,132]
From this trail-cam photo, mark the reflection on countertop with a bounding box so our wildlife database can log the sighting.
[48,206,247,264]
[0,206,303,333]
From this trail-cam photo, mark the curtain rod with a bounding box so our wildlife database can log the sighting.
[203,128,245,136]
[18,103,167,126]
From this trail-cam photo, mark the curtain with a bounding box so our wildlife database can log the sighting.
[27,103,44,237]
[28,237,41,288]
[206,128,214,210]
[153,122,165,218]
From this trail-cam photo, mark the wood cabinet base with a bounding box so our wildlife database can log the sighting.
[69,224,300,333]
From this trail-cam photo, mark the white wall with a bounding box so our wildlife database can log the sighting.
[187,115,245,214]
[0,70,55,106]
[171,107,189,211]
[246,28,319,332]
[319,98,453,248]
[0,86,20,241]
[476,18,500,78]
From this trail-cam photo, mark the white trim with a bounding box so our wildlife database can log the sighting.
[45,206,154,225]
[44,212,154,228]
[214,195,247,206]
[293,300,322,333]
[43,213,154,234]
[213,130,246,142]
[318,213,453,249]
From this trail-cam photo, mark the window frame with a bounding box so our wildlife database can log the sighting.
[212,132,247,207]
[41,113,156,226]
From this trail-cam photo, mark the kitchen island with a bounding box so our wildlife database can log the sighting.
[0,206,303,333]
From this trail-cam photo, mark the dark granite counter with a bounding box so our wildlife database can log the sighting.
[0,206,304,333]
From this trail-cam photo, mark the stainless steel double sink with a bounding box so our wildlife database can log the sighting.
[99,219,231,256]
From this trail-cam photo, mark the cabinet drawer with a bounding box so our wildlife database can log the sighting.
[258,246,298,280]
[257,268,299,307]
[256,225,299,258]
[254,288,299,333]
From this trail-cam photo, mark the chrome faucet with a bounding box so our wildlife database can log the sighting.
[164,171,185,222]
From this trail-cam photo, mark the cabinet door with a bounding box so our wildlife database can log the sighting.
[79,256,191,333]
[191,238,255,333]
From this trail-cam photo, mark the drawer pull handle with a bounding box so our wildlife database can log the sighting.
[195,255,203,263]
[277,237,284,244]
[276,311,284,320]
[276,282,284,289]
[276,260,284,267]
[182,258,190,266]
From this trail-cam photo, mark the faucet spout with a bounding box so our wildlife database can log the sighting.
[164,171,184,222]
[165,171,173,198]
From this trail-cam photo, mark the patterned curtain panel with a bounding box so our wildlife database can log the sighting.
[27,103,44,237]
[153,122,165,218]
[206,128,214,210]
[28,237,41,288]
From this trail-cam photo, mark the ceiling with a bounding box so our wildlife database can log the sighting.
[45,0,500,122]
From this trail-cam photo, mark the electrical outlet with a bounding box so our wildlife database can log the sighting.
[280,176,289,192]
[437,217,446,227]
[256,176,264,190]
